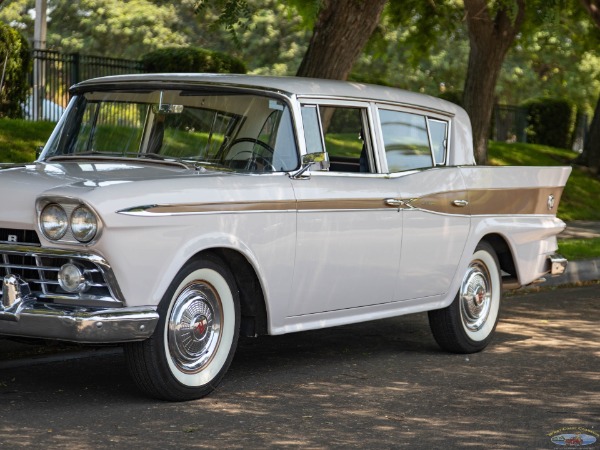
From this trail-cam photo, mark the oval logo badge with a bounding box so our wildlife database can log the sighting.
[550,433,597,446]
[547,194,555,211]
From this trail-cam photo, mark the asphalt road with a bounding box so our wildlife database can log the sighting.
[0,285,598,449]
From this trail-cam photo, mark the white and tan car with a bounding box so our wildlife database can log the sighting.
[0,74,570,400]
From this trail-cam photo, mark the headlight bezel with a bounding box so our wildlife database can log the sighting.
[37,198,102,245]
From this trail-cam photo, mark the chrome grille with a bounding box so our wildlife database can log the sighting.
[0,235,122,307]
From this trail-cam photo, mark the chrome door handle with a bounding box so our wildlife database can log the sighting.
[385,198,403,207]
[452,200,469,207]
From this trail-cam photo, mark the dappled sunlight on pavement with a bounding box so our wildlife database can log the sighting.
[0,285,598,448]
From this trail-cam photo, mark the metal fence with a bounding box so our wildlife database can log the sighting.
[492,104,588,152]
[492,105,528,143]
[28,49,143,122]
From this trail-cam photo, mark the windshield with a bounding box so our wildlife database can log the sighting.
[42,89,299,172]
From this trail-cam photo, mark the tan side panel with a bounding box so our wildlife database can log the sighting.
[468,187,564,215]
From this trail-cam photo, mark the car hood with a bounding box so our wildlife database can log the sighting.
[0,160,210,228]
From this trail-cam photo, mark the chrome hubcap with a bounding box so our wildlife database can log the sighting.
[168,282,222,373]
[460,261,492,331]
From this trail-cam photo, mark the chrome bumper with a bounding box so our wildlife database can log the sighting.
[0,274,158,343]
[548,253,568,277]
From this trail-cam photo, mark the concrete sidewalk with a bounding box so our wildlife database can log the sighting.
[560,220,600,239]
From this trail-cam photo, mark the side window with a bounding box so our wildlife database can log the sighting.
[428,119,448,165]
[300,105,325,154]
[379,109,432,172]
[379,109,449,172]
[301,104,373,173]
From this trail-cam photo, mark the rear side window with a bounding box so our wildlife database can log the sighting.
[379,109,448,172]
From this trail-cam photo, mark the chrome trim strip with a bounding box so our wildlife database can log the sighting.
[0,301,158,343]
[116,186,565,217]
[118,202,297,216]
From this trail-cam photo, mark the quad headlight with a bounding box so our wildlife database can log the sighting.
[71,205,98,243]
[40,204,69,240]
[39,202,100,243]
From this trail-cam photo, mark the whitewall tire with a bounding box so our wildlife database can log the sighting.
[125,254,240,401]
[428,241,501,353]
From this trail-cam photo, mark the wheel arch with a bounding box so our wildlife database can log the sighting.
[480,233,517,282]
[188,247,269,338]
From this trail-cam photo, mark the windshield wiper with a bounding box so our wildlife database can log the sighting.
[46,153,191,169]
[137,152,166,160]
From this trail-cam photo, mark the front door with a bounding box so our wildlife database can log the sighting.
[288,102,403,316]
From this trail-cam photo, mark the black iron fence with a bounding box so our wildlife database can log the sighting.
[28,49,143,122]
[492,104,588,152]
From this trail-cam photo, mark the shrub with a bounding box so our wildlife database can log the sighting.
[141,47,246,74]
[0,24,31,119]
[521,97,576,149]
[438,91,463,107]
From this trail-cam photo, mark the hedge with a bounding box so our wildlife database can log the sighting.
[521,97,576,149]
[141,47,246,74]
[0,24,31,119]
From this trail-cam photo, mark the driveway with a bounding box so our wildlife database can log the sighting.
[0,285,598,449]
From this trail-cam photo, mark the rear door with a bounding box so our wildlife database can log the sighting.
[374,106,471,301]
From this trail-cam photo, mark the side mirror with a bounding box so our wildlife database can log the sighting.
[302,152,330,171]
[291,152,330,179]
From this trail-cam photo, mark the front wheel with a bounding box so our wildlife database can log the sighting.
[125,255,240,401]
[428,241,501,353]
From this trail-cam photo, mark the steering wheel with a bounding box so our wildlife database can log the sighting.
[225,138,276,172]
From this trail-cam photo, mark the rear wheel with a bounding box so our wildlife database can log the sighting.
[125,255,240,401]
[428,241,501,353]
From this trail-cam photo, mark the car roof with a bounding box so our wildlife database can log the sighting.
[75,73,460,114]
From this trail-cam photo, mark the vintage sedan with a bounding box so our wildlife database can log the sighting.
[0,74,570,401]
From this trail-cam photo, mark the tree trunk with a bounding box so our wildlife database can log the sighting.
[580,0,600,27]
[462,0,525,164]
[578,96,600,173]
[296,0,387,80]
[578,1,600,173]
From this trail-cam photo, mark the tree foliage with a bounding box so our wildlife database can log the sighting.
[195,0,386,80]
[580,0,600,26]
[0,0,202,60]
[202,0,310,76]
[142,47,246,74]
[0,22,30,118]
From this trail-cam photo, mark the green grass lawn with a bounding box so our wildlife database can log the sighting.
[557,237,600,261]
[489,141,600,221]
[0,119,56,163]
